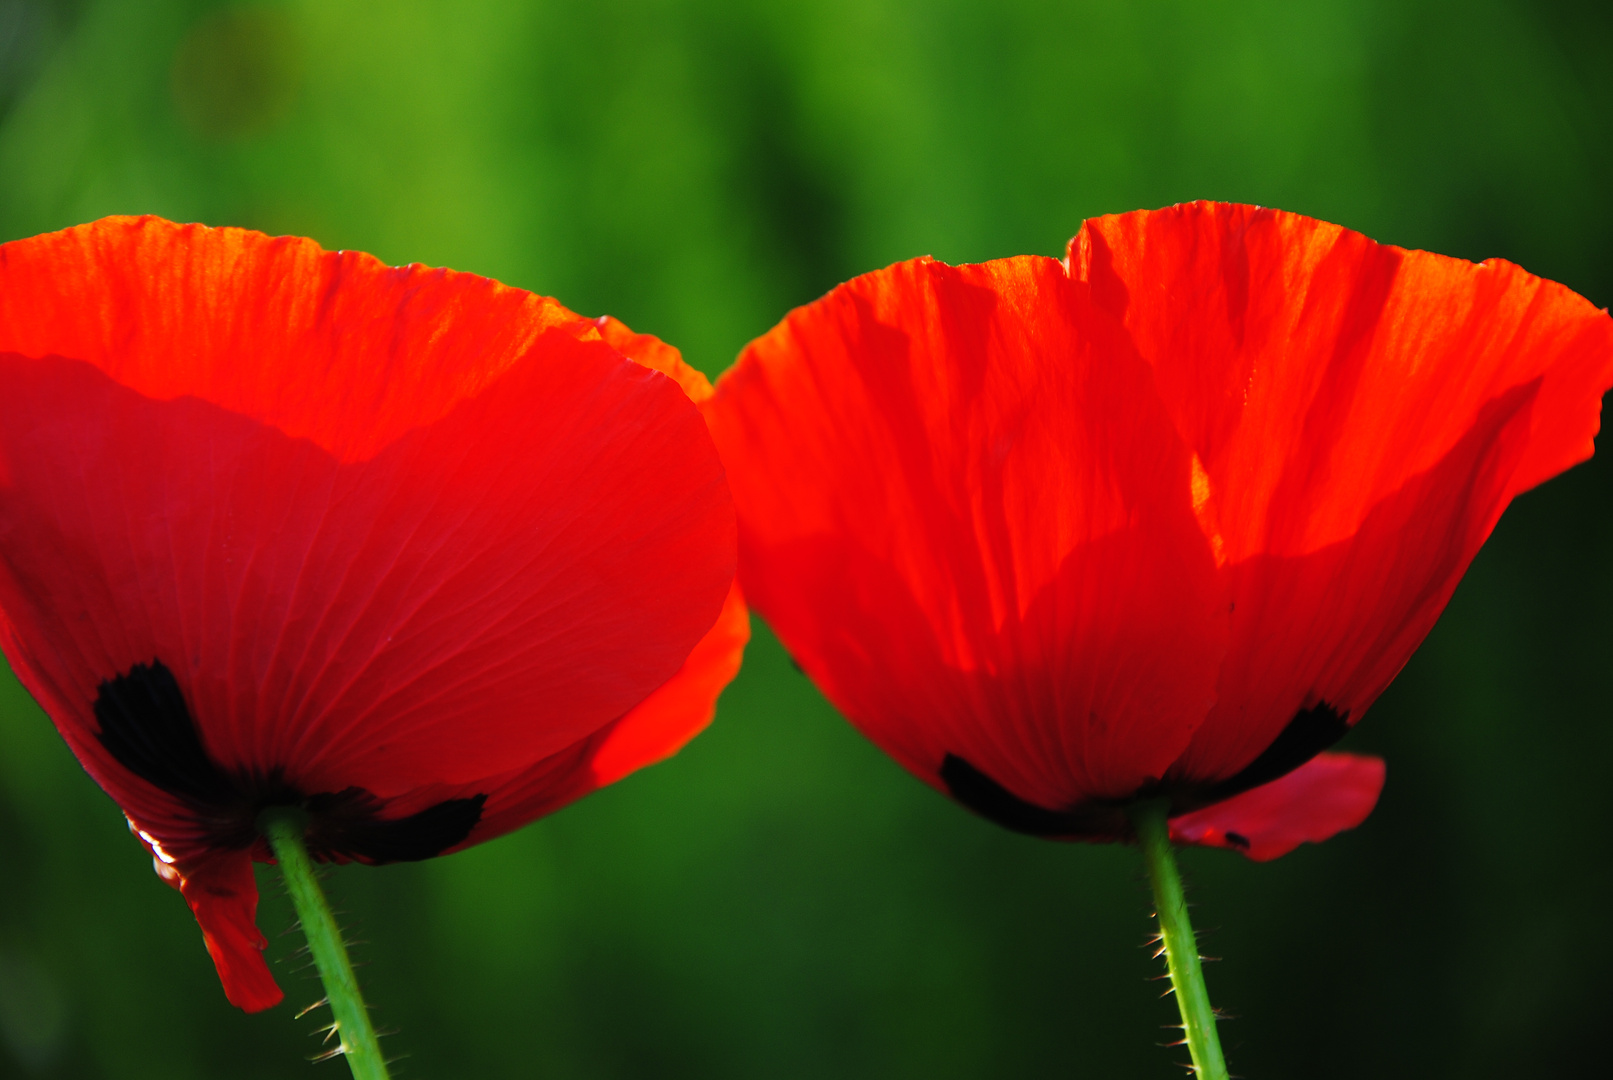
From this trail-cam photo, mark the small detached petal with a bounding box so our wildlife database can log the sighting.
[1168,752,1386,862]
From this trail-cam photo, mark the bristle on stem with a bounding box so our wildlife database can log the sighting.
[1128,798,1230,1080]
[261,808,392,1080]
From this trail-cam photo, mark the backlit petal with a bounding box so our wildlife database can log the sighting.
[1071,203,1613,782]
[0,219,735,800]
[464,579,751,844]
[0,219,739,1008]
[707,255,1227,810]
[127,831,281,1014]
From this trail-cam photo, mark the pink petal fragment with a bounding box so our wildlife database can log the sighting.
[1169,752,1385,862]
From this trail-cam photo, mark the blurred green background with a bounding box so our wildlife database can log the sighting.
[0,0,1610,1076]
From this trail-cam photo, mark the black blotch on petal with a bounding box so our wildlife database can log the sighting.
[940,754,1120,838]
[1196,700,1351,807]
[942,702,1353,841]
[93,658,486,863]
[95,660,238,805]
[352,793,486,862]
[305,789,487,863]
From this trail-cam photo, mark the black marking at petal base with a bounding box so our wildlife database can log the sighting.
[942,703,1351,836]
[94,659,487,864]
[95,660,238,805]
[1193,700,1351,808]
[304,789,487,863]
[940,754,1110,838]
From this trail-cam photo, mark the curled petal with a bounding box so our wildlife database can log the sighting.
[587,314,717,404]
[181,854,281,1012]
[130,826,281,1012]
[447,323,746,847]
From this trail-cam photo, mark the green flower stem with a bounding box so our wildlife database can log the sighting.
[1128,798,1229,1080]
[260,809,391,1080]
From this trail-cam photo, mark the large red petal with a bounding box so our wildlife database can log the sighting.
[0,218,735,797]
[0,217,580,458]
[587,579,750,787]
[1071,203,1613,782]
[464,579,751,844]
[458,318,744,840]
[1168,752,1385,862]
[707,255,1227,810]
[454,321,746,838]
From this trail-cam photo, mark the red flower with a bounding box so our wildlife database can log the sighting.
[0,218,744,1011]
[704,201,1613,861]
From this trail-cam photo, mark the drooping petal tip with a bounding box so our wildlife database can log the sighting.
[130,827,282,1012]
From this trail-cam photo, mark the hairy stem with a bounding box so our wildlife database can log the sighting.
[261,809,390,1080]
[1128,798,1229,1080]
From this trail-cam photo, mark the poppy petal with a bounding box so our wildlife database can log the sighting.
[463,579,751,844]
[0,219,735,802]
[1071,203,1613,783]
[0,216,581,458]
[587,313,718,404]
[180,852,280,1012]
[579,320,748,786]
[132,833,281,1013]
[706,255,1227,811]
[1168,751,1385,862]
[588,579,750,786]
[452,321,745,838]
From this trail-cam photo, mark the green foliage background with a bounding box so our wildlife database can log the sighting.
[0,1,1609,1076]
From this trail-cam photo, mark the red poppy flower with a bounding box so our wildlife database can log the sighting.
[0,217,745,1012]
[704,201,1613,861]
